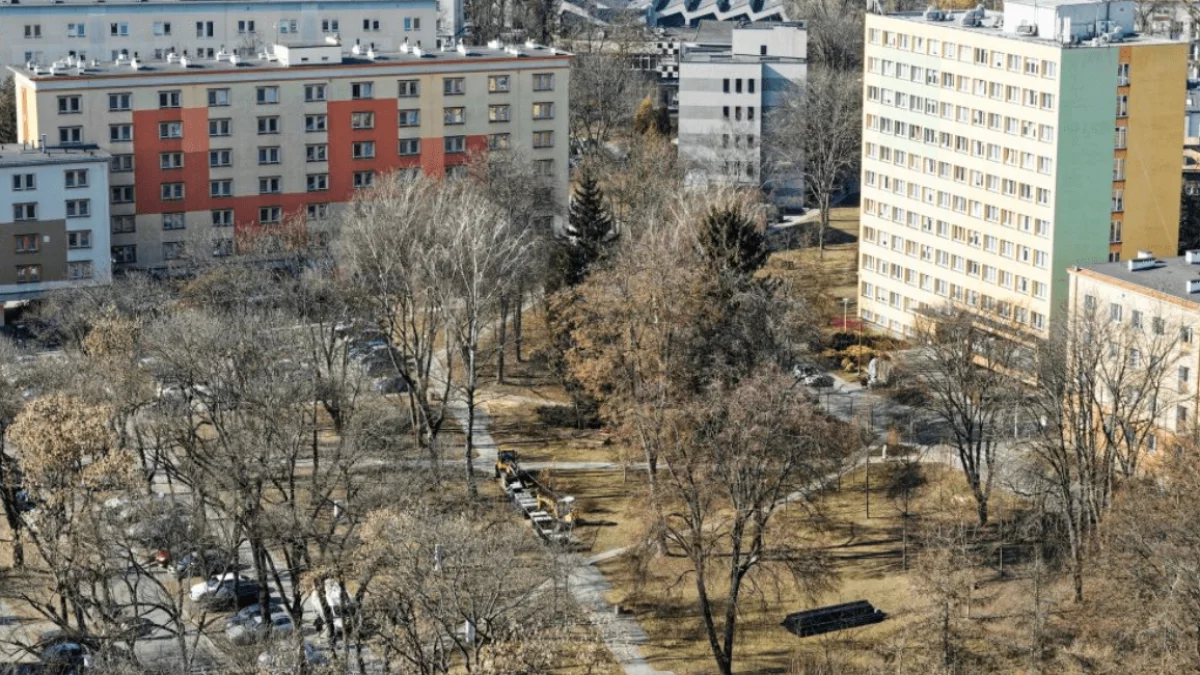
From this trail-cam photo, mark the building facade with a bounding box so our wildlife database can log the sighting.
[0,144,112,300]
[0,0,439,68]
[8,41,571,270]
[858,0,1187,339]
[677,22,806,209]
[1068,253,1200,442]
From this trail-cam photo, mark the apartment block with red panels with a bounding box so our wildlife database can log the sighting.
[8,41,570,270]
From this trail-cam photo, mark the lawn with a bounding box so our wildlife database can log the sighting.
[762,206,861,329]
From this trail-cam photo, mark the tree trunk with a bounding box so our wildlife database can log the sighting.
[514,287,524,363]
[497,297,509,385]
[1071,542,1084,603]
[464,381,479,500]
[976,496,989,527]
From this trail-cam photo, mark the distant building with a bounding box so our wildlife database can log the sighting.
[646,0,786,28]
[8,40,570,271]
[1068,252,1200,441]
[677,21,806,208]
[0,0,440,68]
[0,144,112,301]
[858,0,1188,339]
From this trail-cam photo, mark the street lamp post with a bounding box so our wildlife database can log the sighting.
[842,297,850,331]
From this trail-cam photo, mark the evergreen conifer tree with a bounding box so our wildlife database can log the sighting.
[699,205,769,278]
[563,170,616,286]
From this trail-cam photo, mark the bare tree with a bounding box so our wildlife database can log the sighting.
[788,0,864,69]
[766,66,861,257]
[569,51,648,156]
[1027,304,1182,602]
[917,308,1025,527]
[432,183,536,498]
[659,368,847,675]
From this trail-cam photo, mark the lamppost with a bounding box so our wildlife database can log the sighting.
[842,297,850,331]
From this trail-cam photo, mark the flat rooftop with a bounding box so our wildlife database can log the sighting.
[10,42,568,81]
[882,8,1182,47]
[1075,256,1200,305]
[0,144,110,168]
[681,52,805,63]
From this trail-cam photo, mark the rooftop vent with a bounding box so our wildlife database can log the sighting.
[1129,254,1157,272]
[1138,249,1155,259]
[1188,250,1200,265]
[1188,279,1200,294]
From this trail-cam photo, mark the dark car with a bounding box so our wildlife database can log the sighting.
[35,633,98,675]
[173,549,234,580]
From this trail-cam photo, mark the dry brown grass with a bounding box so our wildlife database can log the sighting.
[763,207,861,327]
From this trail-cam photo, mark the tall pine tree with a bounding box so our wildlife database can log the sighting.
[562,169,616,286]
[699,204,769,278]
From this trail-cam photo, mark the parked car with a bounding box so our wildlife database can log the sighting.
[225,613,293,645]
[190,573,260,609]
[172,548,234,580]
[34,632,98,674]
[225,599,285,629]
[803,373,835,388]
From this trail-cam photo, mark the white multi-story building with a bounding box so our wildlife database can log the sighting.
[0,0,439,68]
[859,0,1187,339]
[0,144,112,301]
[677,21,806,208]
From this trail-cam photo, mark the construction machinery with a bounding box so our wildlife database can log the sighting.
[494,451,576,543]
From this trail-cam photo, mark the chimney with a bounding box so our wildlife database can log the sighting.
[39,134,47,152]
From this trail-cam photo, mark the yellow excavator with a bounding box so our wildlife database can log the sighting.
[495,451,577,533]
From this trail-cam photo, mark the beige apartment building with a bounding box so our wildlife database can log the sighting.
[859,0,1187,339]
[0,0,439,67]
[8,41,571,270]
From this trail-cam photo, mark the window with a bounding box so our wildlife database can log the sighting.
[1179,405,1190,429]
[12,204,36,221]
[110,215,135,234]
[55,126,82,145]
[15,265,40,284]
[110,22,129,36]
[1153,317,1165,335]
[209,149,232,168]
[443,78,465,95]
[403,17,422,31]
[399,109,420,127]
[321,19,339,33]
[208,88,231,107]
[535,159,553,176]
[107,93,131,111]
[1116,94,1128,118]
[444,108,465,125]
[110,124,133,142]
[488,105,510,122]
[351,82,374,99]
[161,183,184,201]
[159,121,183,139]
[1131,310,1143,330]
[196,20,214,37]
[156,90,181,109]
[162,213,186,230]
[160,152,184,169]
[14,235,38,253]
[259,206,282,224]
[258,117,280,134]
[58,96,81,115]
[212,209,234,227]
[307,144,328,162]
[1115,126,1127,149]
[533,130,554,148]
[277,19,298,33]
[489,74,511,92]
[236,20,254,34]
[11,174,34,191]
[254,86,279,105]
[68,261,93,280]
[259,177,281,194]
[305,115,327,132]
[67,23,87,38]
[1109,219,1122,243]
[163,242,185,261]
[209,119,231,137]
[444,136,466,154]
[63,169,88,188]
[488,133,510,150]
[111,186,134,204]
[112,245,136,264]
[1113,188,1124,212]
[352,141,375,159]
[210,180,232,197]
[351,112,375,129]
[1181,366,1191,393]
[1118,62,1130,86]
[307,174,329,192]
[1110,303,1123,323]
[532,102,555,120]
[399,138,420,155]
[307,203,332,220]
[305,84,327,102]
[24,25,42,39]
[533,73,554,91]
[399,80,420,97]
[353,171,375,188]
[257,147,281,165]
